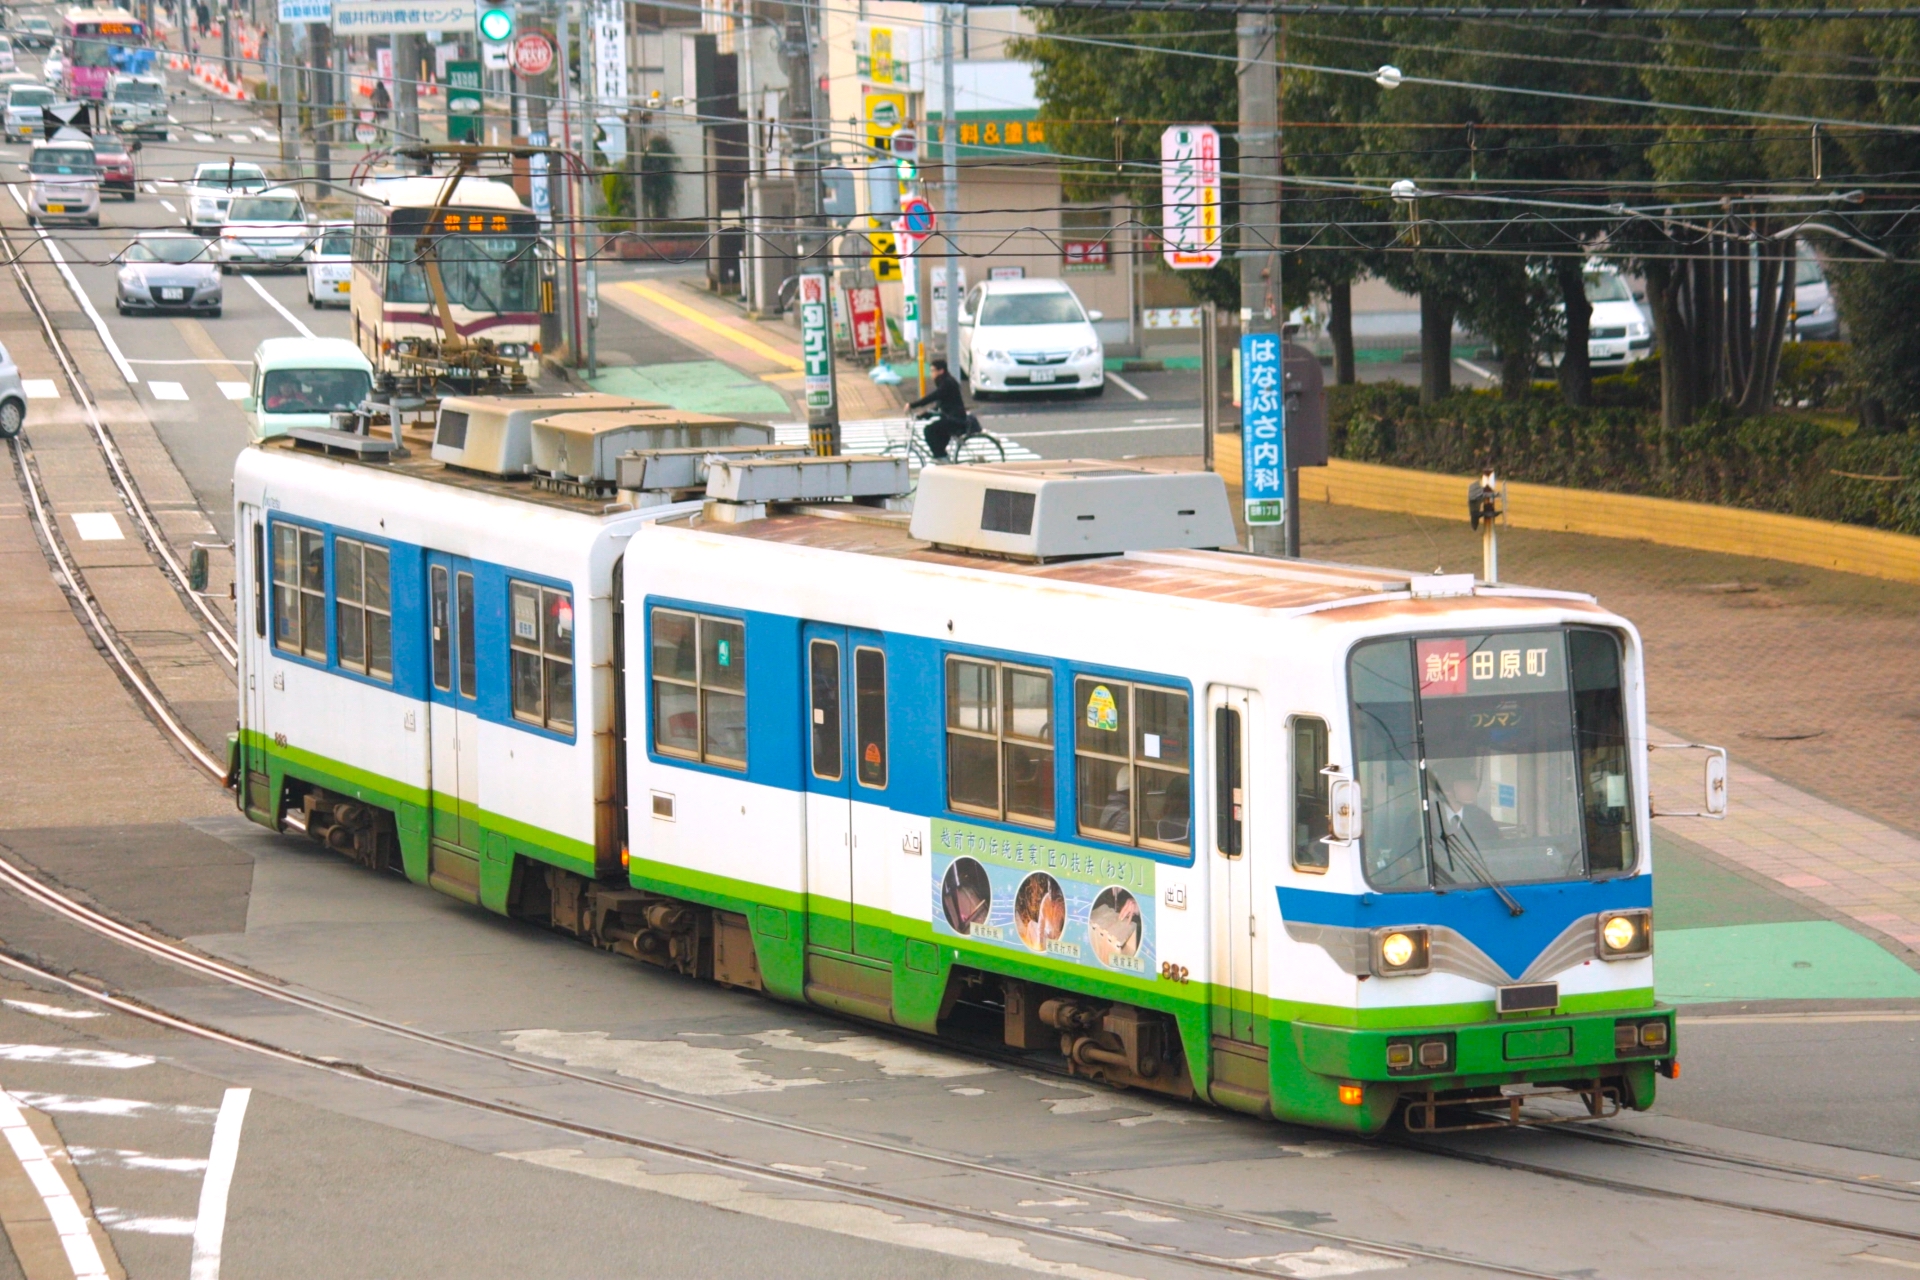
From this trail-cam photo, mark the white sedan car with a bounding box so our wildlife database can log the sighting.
[956,278,1105,398]
[218,188,309,271]
[304,221,351,307]
[185,160,269,234]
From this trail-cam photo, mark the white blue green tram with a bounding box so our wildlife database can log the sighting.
[234,438,1681,1134]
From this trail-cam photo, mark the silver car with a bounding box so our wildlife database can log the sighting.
[115,232,221,317]
[4,82,51,142]
[25,138,99,227]
[217,188,308,271]
[0,337,26,439]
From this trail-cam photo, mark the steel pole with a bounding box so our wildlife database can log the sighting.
[940,5,959,360]
[1237,4,1283,557]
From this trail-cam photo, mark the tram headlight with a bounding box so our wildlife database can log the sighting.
[1370,926,1430,976]
[1596,910,1652,960]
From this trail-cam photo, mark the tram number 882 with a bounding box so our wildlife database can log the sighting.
[1159,961,1190,984]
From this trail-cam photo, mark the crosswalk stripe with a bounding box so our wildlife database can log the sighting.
[22,379,58,400]
[770,419,1039,467]
[217,382,248,400]
[192,132,214,142]
[148,381,189,401]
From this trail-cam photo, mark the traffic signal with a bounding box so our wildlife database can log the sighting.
[896,157,916,183]
[479,7,513,41]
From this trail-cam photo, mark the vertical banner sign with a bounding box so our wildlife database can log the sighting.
[898,230,920,351]
[800,274,834,414]
[528,128,552,229]
[1241,333,1285,525]
[592,3,626,104]
[848,284,883,353]
[445,59,481,141]
[1161,125,1222,270]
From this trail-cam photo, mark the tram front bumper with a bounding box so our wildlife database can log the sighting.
[1291,1007,1676,1088]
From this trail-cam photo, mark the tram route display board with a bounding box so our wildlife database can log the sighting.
[930,817,1156,977]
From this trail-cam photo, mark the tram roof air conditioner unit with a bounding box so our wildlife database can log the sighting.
[530,410,773,484]
[431,393,663,477]
[908,460,1236,561]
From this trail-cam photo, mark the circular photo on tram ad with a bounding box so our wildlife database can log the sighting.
[940,857,992,935]
[1014,872,1067,952]
[1088,885,1144,966]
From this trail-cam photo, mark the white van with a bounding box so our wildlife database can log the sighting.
[1583,266,1652,370]
[242,337,374,441]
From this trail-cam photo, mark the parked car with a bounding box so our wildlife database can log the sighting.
[89,129,134,199]
[955,278,1106,398]
[1789,244,1838,342]
[25,135,98,227]
[0,337,25,439]
[304,221,351,308]
[13,14,52,50]
[241,337,374,441]
[217,187,308,271]
[1582,266,1653,370]
[4,81,52,141]
[105,72,167,139]
[114,231,221,316]
[185,159,268,233]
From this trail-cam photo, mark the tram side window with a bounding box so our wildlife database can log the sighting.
[944,658,1054,827]
[510,581,575,734]
[333,537,391,681]
[270,523,325,661]
[1075,678,1191,855]
[650,608,746,769]
[1292,717,1330,871]
[1570,629,1636,875]
[855,647,888,788]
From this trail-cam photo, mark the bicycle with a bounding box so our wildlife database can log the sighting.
[885,410,1007,468]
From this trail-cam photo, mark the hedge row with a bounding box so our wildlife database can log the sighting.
[1326,380,1920,537]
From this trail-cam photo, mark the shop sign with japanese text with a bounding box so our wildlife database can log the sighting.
[1240,334,1286,524]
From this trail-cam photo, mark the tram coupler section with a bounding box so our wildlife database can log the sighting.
[1018,992,1189,1097]
[1400,1077,1624,1133]
[541,868,710,978]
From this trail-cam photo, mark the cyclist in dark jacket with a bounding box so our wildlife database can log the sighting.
[909,358,969,460]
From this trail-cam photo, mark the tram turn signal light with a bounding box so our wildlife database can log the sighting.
[1370,926,1431,976]
[1597,910,1652,960]
[1614,1017,1671,1058]
[1338,1084,1365,1106]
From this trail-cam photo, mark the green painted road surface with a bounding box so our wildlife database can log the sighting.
[1653,829,1920,1003]
[587,361,789,416]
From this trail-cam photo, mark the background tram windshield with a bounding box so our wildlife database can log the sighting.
[1348,627,1636,893]
[385,209,539,314]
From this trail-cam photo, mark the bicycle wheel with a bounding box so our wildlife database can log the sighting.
[953,432,1006,465]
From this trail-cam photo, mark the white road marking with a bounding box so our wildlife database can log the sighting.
[68,1146,208,1173]
[0,1092,111,1279]
[247,126,274,141]
[37,234,141,384]
[1105,371,1149,401]
[507,1148,1141,1280]
[226,133,249,143]
[504,1029,820,1095]
[217,381,248,400]
[188,1087,249,1280]
[148,380,189,401]
[127,358,246,365]
[96,1207,197,1235]
[999,422,1202,438]
[2,1000,106,1020]
[22,378,58,399]
[743,1029,992,1078]
[1455,356,1497,382]
[160,199,176,212]
[70,513,125,542]
[167,114,181,124]
[142,181,158,193]
[242,273,315,338]
[0,1043,149,1068]
[192,132,214,142]
[9,1093,217,1121]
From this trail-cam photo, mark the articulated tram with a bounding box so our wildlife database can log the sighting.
[349,176,548,388]
[233,421,1703,1134]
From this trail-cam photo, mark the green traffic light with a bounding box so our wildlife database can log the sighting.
[897,159,916,181]
[479,7,513,41]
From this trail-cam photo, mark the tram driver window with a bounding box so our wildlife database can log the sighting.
[944,657,1053,826]
[333,537,392,681]
[270,523,325,661]
[650,608,746,769]
[509,581,575,734]
[1075,678,1191,855]
[1291,717,1330,871]
[855,647,888,788]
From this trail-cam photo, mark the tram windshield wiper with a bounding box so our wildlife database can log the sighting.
[1425,772,1525,917]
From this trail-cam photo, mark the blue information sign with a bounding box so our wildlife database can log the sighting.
[1240,333,1285,525]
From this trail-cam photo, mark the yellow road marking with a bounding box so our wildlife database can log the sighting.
[619,281,804,372]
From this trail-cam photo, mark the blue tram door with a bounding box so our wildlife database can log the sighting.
[803,624,892,959]
[427,555,481,853]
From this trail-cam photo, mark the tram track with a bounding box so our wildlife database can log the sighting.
[0,201,242,672]
[0,858,1568,1280]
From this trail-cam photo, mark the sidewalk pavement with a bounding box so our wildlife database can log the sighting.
[598,277,907,421]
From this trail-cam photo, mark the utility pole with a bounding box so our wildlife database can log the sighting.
[221,0,235,80]
[312,22,332,188]
[940,5,959,360]
[1236,4,1283,557]
[396,33,421,167]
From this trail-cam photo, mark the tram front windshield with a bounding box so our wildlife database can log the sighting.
[1348,627,1635,892]
[387,230,539,313]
